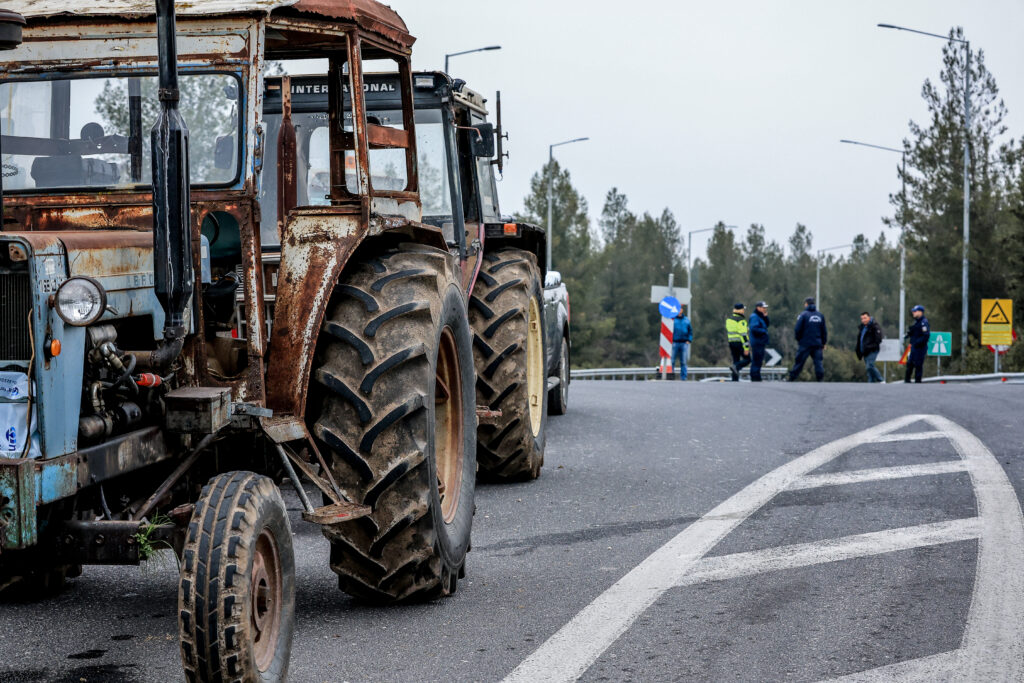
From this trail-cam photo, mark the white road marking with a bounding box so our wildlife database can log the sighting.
[502,414,922,683]
[870,431,946,443]
[678,518,982,587]
[827,650,960,681]
[788,461,969,490]
[503,415,1024,683]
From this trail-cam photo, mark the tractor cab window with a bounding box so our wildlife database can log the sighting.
[0,74,241,192]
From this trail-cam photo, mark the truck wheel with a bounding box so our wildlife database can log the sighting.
[548,335,570,416]
[469,248,547,481]
[179,472,295,683]
[309,245,476,603]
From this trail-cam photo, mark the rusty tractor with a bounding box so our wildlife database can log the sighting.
[262,71,560,481]
[0,0,552,679]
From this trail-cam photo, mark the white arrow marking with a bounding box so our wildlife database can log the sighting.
[502,415,1024,683]
[766,347,782,366]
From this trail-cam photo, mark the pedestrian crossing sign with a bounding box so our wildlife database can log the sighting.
[928,331,952,357]
[981,299,1013,346]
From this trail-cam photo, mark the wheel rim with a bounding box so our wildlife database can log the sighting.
[526,297,544,437]
[435,326,464,523]
[251,528,283,673]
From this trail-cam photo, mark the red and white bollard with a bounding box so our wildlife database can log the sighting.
[659,316,673,379]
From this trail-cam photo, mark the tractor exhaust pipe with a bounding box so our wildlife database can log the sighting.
[151,0,193,357]
[0,10,25,226]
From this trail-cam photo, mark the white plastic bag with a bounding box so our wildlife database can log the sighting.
[0,371,41,459]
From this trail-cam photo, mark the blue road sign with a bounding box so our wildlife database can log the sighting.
[659,296,681,319]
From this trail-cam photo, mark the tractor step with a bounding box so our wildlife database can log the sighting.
[301,502,371,526]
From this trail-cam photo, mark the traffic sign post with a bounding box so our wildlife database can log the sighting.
[928,331,952,374]
[658,300,674,379]
[981,299,1013,373]
[652,274,685,380]
[877,339,904,383]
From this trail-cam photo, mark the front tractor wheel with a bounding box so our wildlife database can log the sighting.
[469,248,548,481]
[179,472,295,683]
[309,245,476,603]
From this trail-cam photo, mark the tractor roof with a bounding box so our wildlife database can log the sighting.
[5,0,413,48]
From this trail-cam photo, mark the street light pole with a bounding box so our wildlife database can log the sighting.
[840,139,908,341]
[816,244,853,309]
[444,45,501,74]
[879,23,970,362]
[687,224,738,292]
[546,137,589,272]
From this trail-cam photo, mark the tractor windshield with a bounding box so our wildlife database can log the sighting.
[0,73,241,192]
[259,106,451,246]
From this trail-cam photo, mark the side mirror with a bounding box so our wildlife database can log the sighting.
[214,135,235,169]
[469,123,495,158]
[545,271,562,288]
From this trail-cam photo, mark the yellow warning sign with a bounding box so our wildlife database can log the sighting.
[981,299,1013,345]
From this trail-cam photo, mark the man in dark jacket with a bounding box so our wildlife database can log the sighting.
[748,301,771,382]
[856,311,884,383]
[671,307,693,381]
[904,305,930,384]
[788,297,828,382]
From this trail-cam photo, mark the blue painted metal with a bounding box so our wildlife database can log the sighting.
[0,458,36,549]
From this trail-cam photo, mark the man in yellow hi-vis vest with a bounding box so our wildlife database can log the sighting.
[726,303,751,381]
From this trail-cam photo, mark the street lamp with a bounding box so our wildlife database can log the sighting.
[687,224,738,292]
[816,244,853,309]
[840,138,908,341]
[444,45,501,74]
[879,22,970,362]
[546,137,589,272]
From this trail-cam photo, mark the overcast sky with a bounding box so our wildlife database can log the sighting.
[388,0,1024,261]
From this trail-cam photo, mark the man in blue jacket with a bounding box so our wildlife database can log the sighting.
[748,301,771,382]
[904,305,930,384]
[671,307,693,381]
[788,297,828,382]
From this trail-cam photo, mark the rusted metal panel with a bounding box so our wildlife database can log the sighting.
[7,1,295,19]
[277,76,298,240]
[265,206,363,417]
[7,0,413,48]
[0,458,36,549]
[366,123,409,149]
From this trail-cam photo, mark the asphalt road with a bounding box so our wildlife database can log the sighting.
[2,381,1023,682]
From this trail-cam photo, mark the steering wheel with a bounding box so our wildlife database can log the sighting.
[205,212,222,246]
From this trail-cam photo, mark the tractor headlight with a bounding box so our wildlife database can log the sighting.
[55,277,107,326]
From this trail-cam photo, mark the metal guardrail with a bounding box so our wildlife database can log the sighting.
[570,366,788,381]
[923,372,1024,384]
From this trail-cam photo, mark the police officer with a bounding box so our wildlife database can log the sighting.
[726,303,750,381]
[788,297,828,382]
[904,305,930,384]
[748,301,770,382]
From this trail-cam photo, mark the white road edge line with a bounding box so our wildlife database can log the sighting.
[501,414,925,683]
[788,461,969,490]
[678,518,982,587]
[870,431,946,443]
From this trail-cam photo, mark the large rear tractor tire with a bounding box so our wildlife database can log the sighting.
[309,244,476,603]
[179,471,295,683]
[469,248,548,481]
